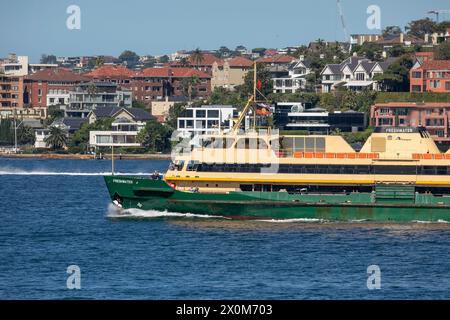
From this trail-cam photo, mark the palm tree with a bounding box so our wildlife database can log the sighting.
[181,76,200,100]
[95,56,105,67]
[191,48,204,70]
[17,125,35,145]
[179,57,190,67]
[315,38,326,51]
[44,126,68,150]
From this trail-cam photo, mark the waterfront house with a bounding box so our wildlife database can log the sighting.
[320,56,396,92]
[273,60,312,93]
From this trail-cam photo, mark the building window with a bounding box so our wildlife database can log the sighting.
[379,108,390,115]
[207,110,219,118]
[446,82,450,90]
[356,73,365,81]
[429,80,440,89]
[379,118,393,126]
[411,85,422,92]
[412,71,422,78]
[38,89,42,96]
[196,110,206,118]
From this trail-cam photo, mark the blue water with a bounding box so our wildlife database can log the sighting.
[0,158,449,299]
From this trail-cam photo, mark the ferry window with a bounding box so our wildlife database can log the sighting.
[173,160,185,171]
[187,161,200,171]
[236,138,268,149]
[240,185,253,192]
[305,138,315,152]
[315,138,325,151]
[294,137,304,151]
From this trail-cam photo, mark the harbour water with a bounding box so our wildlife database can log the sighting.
[0,158,449,299]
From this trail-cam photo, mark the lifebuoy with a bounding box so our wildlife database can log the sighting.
[169,182,176,189]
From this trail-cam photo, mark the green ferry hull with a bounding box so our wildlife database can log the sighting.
[104,176,450,222]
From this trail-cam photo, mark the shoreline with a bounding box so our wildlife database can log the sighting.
[0,153,172,160]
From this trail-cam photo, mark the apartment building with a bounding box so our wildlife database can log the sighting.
[370,102,450,142]
[410,60,450,93]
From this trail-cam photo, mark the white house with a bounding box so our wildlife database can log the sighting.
[273,60,312,93]
[320,56,396,93]
[177,105,236,138]
[88,106,152,149]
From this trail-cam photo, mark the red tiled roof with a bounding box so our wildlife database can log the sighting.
[189,53,223,66]
[136,67,211,78]
[256,54,296,64]
[85,65,134,78]
[227,56,253,67]
[415,52,434,57]
[420,60,450,70]
[26,68,90,82]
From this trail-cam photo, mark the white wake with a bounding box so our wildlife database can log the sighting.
[106,203,227,219]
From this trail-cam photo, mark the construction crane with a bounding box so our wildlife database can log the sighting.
[336,0,349,42]
[427,10,450,23]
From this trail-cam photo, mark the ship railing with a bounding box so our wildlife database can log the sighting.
[274,151,380,159]
[412,153,450,160]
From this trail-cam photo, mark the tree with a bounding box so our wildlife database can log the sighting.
[217,46,231,58]
[239,63,273,99]
[436,21,450,33]
[181,76,200,100]
[251,48,266,57]
[40,54,57,64]
[17,125,35,145]
[132,100,148,110]
[315,38,326,51]
[388,45,407,57]
[382,26,402,37]
[209,87,245,106]
[354,42,383,61]
[119,50,139,68]
[178,57,190,67]
[0,119,13,145]
[68,118,113,153]
[44,126,68,150]
[373,55,414,92]
[46,105,65,125]
[137,119,172,152]
[191,48,204,70]
[405,18,437,38]
[159,55,169,64]
[435,42,450,60]
[166,103,186,129]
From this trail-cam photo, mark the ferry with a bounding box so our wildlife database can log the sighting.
[104,66,450,222]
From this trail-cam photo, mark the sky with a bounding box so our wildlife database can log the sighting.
[0,0,448,62]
